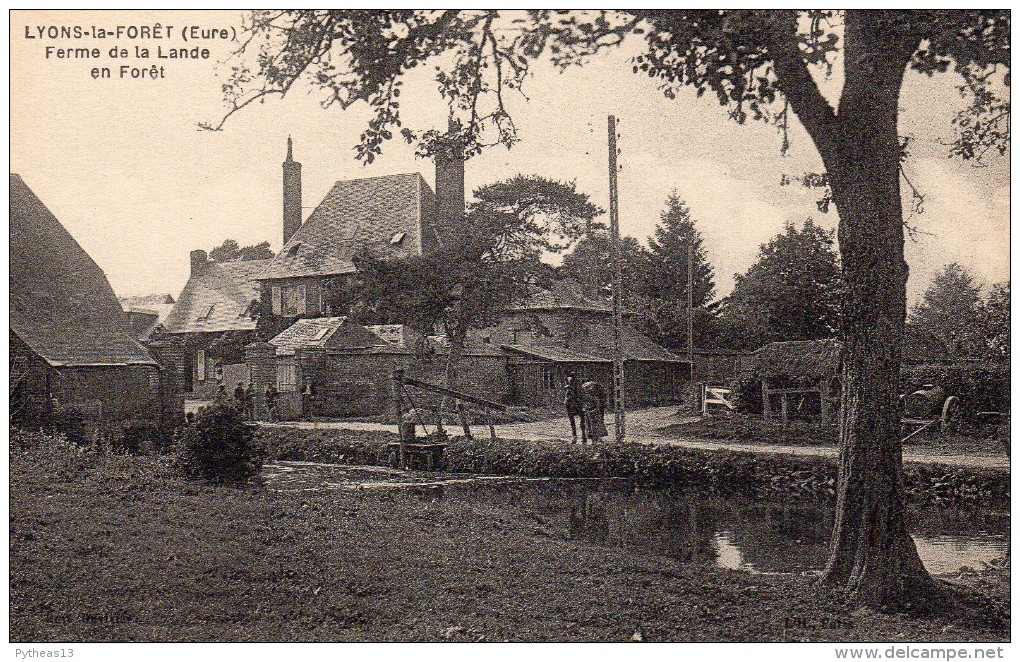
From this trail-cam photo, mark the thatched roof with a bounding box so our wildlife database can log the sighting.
[753,340,841,380]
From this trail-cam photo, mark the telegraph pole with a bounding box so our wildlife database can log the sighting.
[688,241,694,376]
[607,115,625,442]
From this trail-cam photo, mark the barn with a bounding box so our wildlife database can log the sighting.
[10,174,162,430]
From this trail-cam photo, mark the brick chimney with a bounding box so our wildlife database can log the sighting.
[283,135,302,245]
[190,249,208,274]
[434,118,465,243]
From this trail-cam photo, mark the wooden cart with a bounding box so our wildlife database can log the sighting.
[900,385,962,443]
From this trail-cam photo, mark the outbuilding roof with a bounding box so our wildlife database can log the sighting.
[269,317,388,356]
[753,339,842,380]
[9,173,156,366]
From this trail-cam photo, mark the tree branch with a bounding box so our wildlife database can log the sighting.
[761,11,840,165]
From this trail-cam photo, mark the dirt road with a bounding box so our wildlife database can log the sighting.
[261,407,1010,471]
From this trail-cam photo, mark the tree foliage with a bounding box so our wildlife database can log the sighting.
[721,219,840,350]
[642,194,717,349]
[906,263,984,361]
[210,239,276,262]
[558,223,649,306]
[978,281,1009,363]
[328,174,598,359]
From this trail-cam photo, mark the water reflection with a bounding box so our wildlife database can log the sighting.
[464,482,1009,576]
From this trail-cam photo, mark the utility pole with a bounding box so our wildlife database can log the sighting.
[687,241,694,379]
[607,115,625,442]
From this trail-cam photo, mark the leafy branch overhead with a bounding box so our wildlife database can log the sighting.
[205,10,1007,165]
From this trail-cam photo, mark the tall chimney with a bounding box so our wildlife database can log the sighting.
[434,118,465,243]
[190,249,208,274]
[283,135,302,245]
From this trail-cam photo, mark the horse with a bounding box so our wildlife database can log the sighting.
[564,375,587,443]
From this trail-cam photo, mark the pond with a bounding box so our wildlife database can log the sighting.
[263,461,1009,576]
[445,481,1009,576]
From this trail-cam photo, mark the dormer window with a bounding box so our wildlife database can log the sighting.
[288,242,302,257]
[197,304,215,322]
[390,231,406,245]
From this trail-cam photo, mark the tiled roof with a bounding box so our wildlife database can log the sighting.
[260,172,435,280]
[476,306,687,365]
[364,324,424,348]
[161,259,270,334]
[124,303,176,340]
[9,174,156,366]
[270,317,387,356]
[119,293,175,308]
[503,344,609,363]
[510,279,611,312]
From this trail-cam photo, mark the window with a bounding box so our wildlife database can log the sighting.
[542,366,557,391]
[271,286,282,315]
[196,349,206,381]
[277,362,298,392]
[275,284,307,316]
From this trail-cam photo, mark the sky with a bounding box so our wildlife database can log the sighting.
[10,10,1010,306]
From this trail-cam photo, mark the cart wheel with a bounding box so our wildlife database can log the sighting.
[941,396,962,434]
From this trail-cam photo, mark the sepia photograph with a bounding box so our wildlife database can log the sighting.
[8,8,1011,655]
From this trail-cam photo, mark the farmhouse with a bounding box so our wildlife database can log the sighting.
[156,251,270,409]
[477,280,691,406]
[255,136,457,338]
[10,173,163,427]
[157,135,690,419]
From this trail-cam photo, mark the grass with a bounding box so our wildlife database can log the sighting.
[663,415,1009,457]
[9,429,1010,643]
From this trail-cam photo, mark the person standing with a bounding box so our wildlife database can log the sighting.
[265,383,279,422]
[581,379,608,443]
[301,377,317,423]
[233,381,245,410]
[242,383,254,420]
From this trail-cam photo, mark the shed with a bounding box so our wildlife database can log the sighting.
[752,340,842,423]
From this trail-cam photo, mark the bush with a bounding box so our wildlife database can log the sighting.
[115,420,162,455]
[173,404,262,483]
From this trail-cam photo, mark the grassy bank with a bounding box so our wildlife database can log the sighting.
[256,427,1010,507]
[9,431,1009,642]
[662,416,1009,457]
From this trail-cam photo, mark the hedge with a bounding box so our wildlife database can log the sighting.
[254,428,1008,507]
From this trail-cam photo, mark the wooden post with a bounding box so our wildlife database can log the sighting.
[701,383,707,417]
[486,407,496,442]
[761,380,772,420]
[392,369,406,470]
[780,393,789,425]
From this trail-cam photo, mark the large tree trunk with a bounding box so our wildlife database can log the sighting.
[816,14,943,609]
